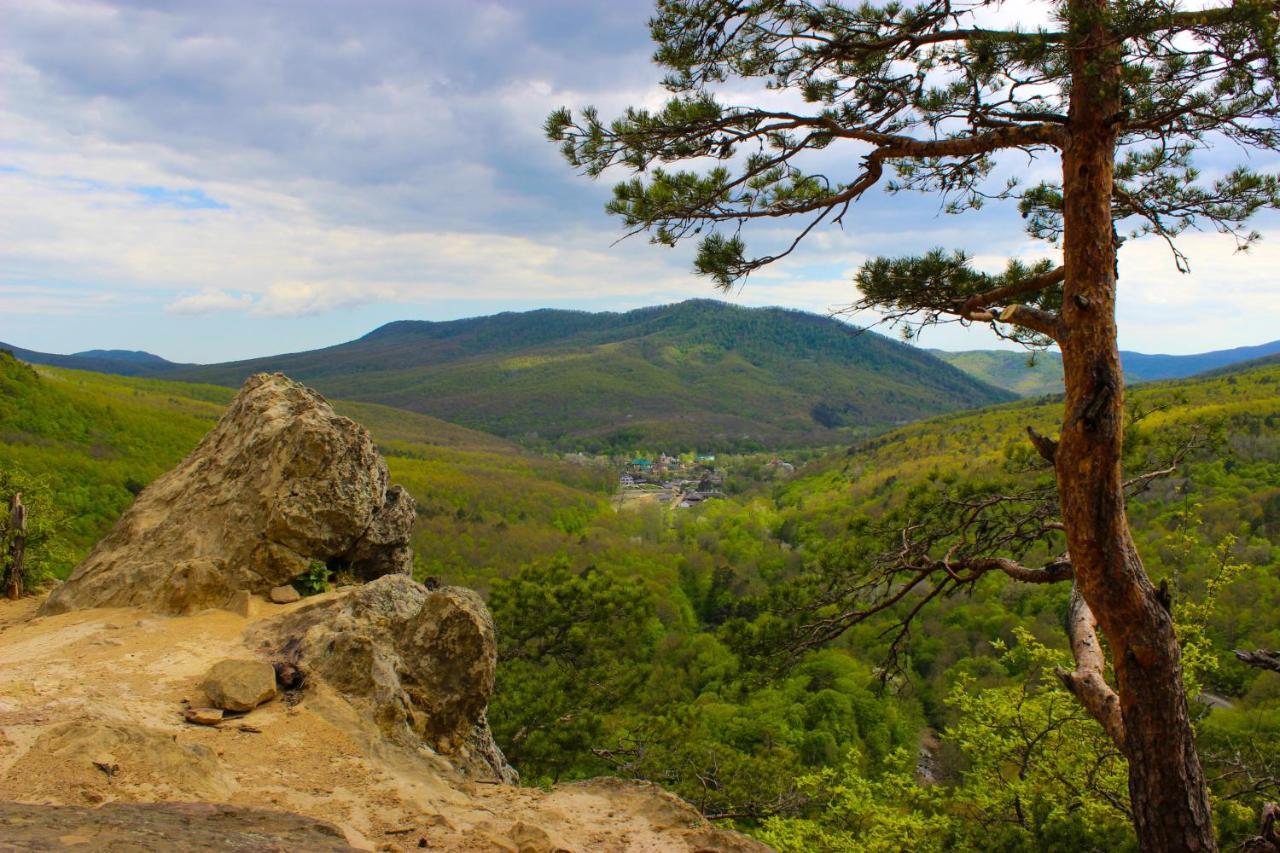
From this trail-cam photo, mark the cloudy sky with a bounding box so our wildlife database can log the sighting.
[2,0,1277,363]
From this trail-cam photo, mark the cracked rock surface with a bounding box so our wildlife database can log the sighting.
[251,574,517,784]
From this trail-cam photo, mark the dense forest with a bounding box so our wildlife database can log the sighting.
[3,350,1278,850]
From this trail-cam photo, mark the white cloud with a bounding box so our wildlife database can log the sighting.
[1,0,1277,360]
[166,289,253,315]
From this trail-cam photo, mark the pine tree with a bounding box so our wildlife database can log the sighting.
[548,2,1280,849]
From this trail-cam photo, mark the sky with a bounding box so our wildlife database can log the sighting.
[1,0,1278,363]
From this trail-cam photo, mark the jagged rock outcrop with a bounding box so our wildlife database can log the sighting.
[40,373,415,616]
[250,573,517,784]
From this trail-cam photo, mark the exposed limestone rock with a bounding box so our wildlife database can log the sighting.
[201,658,277,712]
[0,801,357,851]
[549,778,774,852]
[342,484,417,582]
[270,584,302,604]
[40,373,416,616]
[0,597,772,852]
[250,573,517,783]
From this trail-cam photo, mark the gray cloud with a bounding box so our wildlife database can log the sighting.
[4,0,659,234]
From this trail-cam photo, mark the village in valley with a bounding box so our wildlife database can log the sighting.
[612,451,796,511]
[615,452,725,511]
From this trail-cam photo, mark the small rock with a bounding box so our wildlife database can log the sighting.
[201,659,277,712]
[226,589,261,618]
[184,707,224,726]
[270,585,301,604]
[250,575,516,783]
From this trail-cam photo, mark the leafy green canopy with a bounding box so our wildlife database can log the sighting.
[548,0,1279,343]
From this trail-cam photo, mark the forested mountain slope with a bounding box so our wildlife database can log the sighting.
[10,301,1012,451]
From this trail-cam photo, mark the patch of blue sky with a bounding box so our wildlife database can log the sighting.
[52,175,112,193]
[130,185,229,210]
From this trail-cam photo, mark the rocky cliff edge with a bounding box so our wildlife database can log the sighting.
[2,372,766,851]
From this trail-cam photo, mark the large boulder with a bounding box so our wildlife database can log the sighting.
[250,574,517,784]
[41,373,415,616]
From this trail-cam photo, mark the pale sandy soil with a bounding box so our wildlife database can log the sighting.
[0,595,768,852]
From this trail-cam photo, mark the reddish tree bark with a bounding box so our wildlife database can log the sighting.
[1056,3,1215,848]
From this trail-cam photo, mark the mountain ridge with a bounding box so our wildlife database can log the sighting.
[0,341,187,377]
[5,300,1017,451]
[932,337,1280,397]
[164,300,1017,451]
[9,302,1277,444]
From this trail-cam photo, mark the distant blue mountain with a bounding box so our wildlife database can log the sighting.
[0,342,183,377]
[1119,339,1280,381]
[72,349,174,366]
[929,338,1280,397]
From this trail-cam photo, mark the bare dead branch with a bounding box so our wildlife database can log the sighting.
[1242,802,1280,853]
[1057,586,1127,753]
[1027,427,1060,463]
[1235,650,1280,674]
[992,304,1063,340]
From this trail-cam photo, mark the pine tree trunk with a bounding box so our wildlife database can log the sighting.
[1058,3,1216,849]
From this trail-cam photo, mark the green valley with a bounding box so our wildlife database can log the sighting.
[4,348,1278,850]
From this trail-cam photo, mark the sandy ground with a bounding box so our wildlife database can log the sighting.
[0,595,768,852]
